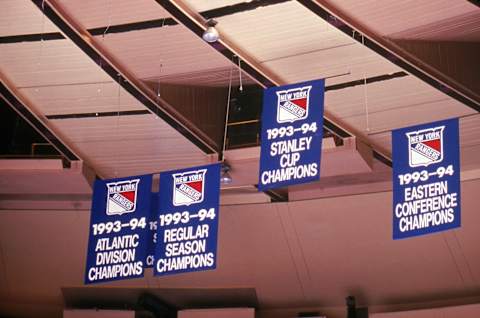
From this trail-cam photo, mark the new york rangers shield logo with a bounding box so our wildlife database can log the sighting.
[406,126,445,167]
[276,85,311,123]
[105,179,140,216]
[172,169,206,206]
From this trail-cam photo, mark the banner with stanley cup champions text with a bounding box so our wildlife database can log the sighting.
[258,79,325,190]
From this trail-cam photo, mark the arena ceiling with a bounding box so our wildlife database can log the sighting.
[0,0,479,317]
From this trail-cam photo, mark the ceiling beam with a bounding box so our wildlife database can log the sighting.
[299,0,480,113]
[0,78,79,162]
[31,0,218,154]
[154,0,392,167]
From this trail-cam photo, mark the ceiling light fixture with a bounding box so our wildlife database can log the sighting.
[202,19,219,43]
[220,163,232,185]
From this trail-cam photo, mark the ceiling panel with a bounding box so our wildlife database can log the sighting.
[264,42,400,86]
[57,0,170,29]
[49,115,209,177]
[323,0,479,39]
[19,81,145,115]
[325,76,475,129]
[388,11,480,41]
[0,41,111,87]
[0,0,58,36]
[144,66,255,87]
[55,0,249,88]
[213,1,355,63]
[342,97,472,135]
[191,0,401,84]
[94,27,233,81]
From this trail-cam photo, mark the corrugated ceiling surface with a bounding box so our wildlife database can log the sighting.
[19,82,145,115]
[0,0,209,178]
[57,0,170,29]
[323,0,480,41]
[181,0,476,160]
[92,27,234,83]
[57,0,252,87]
[50,115,209,177]
[0,0,58,36]
[388,10,480,41]
[194,0,402,85]
[0,41,110,87]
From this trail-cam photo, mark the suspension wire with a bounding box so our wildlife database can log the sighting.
[220,57,235,162]
[37,0,46,69]
[238,57,243,92]
[114,73,121,178]
[156,19,166,103]
[362,34,370,132]
[102,0,112,39]
[156,63,163,98]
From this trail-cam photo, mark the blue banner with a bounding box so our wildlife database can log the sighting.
[154,163,221,276]
[85,174,152,284]
[258,79,325,190]
[145,192,159,268]
[392,118,461,239]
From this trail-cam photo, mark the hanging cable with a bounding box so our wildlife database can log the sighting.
[114,73,122,178]
[220,57,235,162]
[238,57,243,92]
[156,19,166,101]
[156,63,163,98]
[362,34,370,132]
[37,0,46,69]
[102,0,112,39]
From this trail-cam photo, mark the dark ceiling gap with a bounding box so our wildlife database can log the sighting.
[0,32,64,43]
[0,0,292,44]
[46,110,151,120]
[325,71,408,92]
[467,0,480,8]
[0,81,79,161]
[296,0,480,113]
[29,0,217,154]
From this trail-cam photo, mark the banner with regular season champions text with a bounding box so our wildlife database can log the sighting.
[154,163,221,276]
[392,118,460,240]
[85,174,152,284]
[258,79,325,190]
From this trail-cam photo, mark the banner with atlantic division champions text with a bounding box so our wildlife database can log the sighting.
[85,174,152,284]
[392,118,460,240]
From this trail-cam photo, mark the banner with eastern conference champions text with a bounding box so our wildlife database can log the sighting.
[258,79,325,190]
[392,118,460,239]
[154,163,221,276]
[85,174,152,284]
